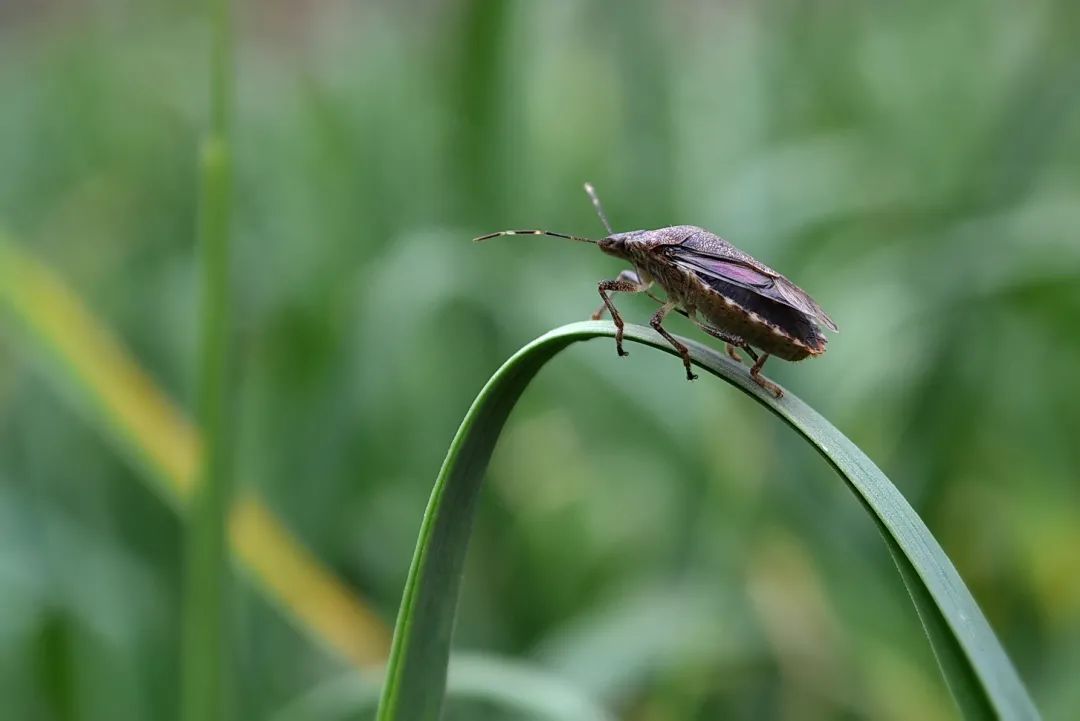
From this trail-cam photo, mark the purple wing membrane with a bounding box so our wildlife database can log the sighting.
[666,247,839,332]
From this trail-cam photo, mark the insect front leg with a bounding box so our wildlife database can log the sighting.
[591,270,651,319]
[650,301,698,381]
[608,277,673,317]
[591,271,650,357]
[749,352,783,399]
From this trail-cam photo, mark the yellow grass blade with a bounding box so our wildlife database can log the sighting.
[0,232,390,667]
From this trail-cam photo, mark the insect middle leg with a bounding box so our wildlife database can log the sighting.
[651,301,698,381]
[749,352,783,398]
[591,270,651,356]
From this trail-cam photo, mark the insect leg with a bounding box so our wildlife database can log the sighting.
[591,268,639,319]
[596,289,670,317]
[688,319,751,364]
[650,302,698,381]
[749,352,783,398]
[591,272,650,356]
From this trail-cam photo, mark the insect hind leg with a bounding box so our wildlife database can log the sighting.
[689,318,756,365]
[694,323,779,397]
[749,352,783,398]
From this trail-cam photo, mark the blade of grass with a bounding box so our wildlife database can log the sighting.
[376,320,1040,721]
[180,0,236,714]
[0,233,199,506]
[273,652,614,721]
[0,233,390,666]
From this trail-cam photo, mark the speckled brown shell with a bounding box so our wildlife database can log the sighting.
[609,225,835,362]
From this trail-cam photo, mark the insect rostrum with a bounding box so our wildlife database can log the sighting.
[475,184,838,398]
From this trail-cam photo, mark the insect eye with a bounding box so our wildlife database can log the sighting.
[598,236,628,256]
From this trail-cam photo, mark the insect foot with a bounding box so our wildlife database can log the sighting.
[749,353,783,398]
[590,309,629,356]
[590,308,627,360]
[650,302,698,381]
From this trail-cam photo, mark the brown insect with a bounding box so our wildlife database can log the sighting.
[475,183,838,397]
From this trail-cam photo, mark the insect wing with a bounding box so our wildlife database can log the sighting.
[666,246,839,332]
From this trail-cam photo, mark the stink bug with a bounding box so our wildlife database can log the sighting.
[475,183,838,397]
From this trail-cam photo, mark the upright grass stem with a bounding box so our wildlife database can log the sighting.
[180,0,234,719]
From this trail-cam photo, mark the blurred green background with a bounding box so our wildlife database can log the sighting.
[2,0,1079,719]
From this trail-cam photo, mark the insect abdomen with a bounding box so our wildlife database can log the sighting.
[695,274,826,361]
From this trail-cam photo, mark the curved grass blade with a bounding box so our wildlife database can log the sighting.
[376,320,1040,721]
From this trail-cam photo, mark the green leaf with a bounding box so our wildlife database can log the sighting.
[376,321,1040,721]
[181,0,236,713]
[274,652,614,721]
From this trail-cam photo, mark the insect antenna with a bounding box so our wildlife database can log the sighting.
[583,182,613,235]
[473,229,597,244]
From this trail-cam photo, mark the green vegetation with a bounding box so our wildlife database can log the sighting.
[1,1,1078,719]
[180,0,235,718]
[375,322,1039,720]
